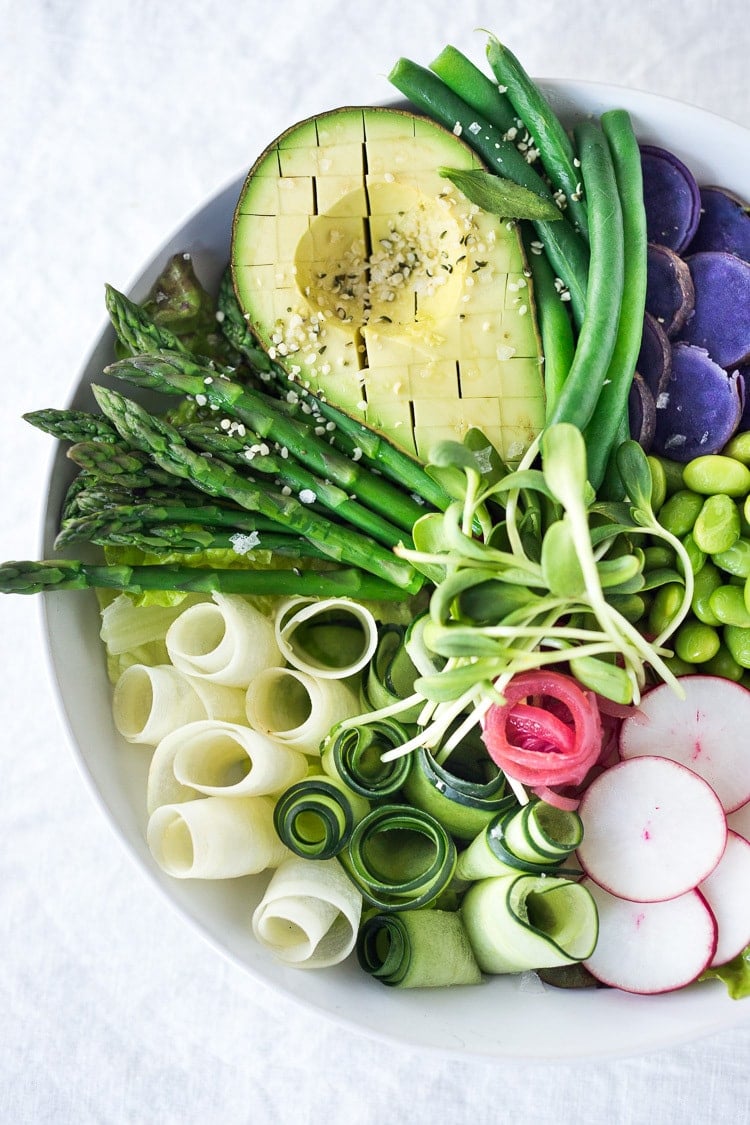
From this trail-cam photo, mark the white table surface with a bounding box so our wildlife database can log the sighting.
[4,3,750,1122]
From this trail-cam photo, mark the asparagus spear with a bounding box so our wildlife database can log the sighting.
[104,352,432,531]
[24,408,120,444]
[105,284,188,356]
[59,495,282,533]
[91,384,422,594]
[181,421,409,549]
[66,440,177,489]
[0,559,409,600]
[56,513,330,558]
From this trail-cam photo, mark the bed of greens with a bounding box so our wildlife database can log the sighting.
[4,33,750,999]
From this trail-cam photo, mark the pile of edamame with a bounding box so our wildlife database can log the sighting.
[648,436,750,681]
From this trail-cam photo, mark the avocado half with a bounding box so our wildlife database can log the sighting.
[231,106,545,463]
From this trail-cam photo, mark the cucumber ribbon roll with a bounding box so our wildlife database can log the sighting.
[321,718,413,799]
[357,909,481,987]
[273,775,370,860]
[340,804,457,910]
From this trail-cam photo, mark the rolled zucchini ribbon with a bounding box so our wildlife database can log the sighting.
[113,663,248,746]
[403,745,514,841]
[165,592,283,687]
[461,874,598,974]
[361,622,423,721]
[320,718,413,799]
[245,666,360,755]
[357,909,481,988]
[252,855,363,969]
[147,794,288,879]
[340,804,457,911]
[273,774,370,860]
[273,596,379,679]
[145,719,307,813]
[456,799,584,882]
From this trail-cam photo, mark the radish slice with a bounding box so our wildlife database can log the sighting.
[619,675,750,811]
[698,830,750,966]
[727,801,750,842]
[582,879,717,994]
[577,756,727,902]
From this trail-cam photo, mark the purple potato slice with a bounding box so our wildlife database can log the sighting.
[653,342,742,461]
[640,144,701,253]
[688,186,750,262]
[646,243,695,337]
[680,251,750,369]
[637,311,672,399]
[628,371,656,451]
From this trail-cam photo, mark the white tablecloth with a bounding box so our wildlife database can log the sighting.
[4,3,750,1121]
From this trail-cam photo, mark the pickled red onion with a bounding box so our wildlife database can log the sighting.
[481,671,603,804]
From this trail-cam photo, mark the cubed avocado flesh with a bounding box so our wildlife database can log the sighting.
[231,106,545,463]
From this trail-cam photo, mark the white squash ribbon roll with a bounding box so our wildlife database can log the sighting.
[274,597,379,679]
[171,719,308,798]
[147,795,288,879]
[251,854,362,968]
[165,593,283,687]
[113,663,206,745]
[245,667,360,756]
[185,678,247,724]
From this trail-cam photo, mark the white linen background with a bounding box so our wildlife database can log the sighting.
[3,2,750,1122]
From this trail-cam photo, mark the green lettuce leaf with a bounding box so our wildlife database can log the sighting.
[700,945,750,999]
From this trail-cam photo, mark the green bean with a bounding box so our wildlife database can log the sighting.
[582,110,647,490]
[484,34,589,239]
[545,121,624,438]
[692,493,741,555]
[683,455,750,497]
[709,585,750,628]
[429,45,518,132]
[724,624,750,669]
[657,489,703,538]
[520,225,575,418]
[674,620,721,664]
[691,563,723,626]
[387,57,590,325]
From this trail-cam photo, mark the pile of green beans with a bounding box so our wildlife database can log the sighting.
[388,37,648,492]
[646,440,750,683]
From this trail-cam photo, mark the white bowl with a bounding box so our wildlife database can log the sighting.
[42,80,750,1061]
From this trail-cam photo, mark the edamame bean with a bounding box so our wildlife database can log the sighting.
[724,624,750,669]
[647,456,667,514]
[702,645,744,682]
[691,562,723,625]
[679,533,706,577]
[607,593,647,624]
[643,545,676,571]
[674,620,721,664]
[708,584,750,627]
[657,489,704,537]
[647,582,684,637]
[722,431,750,465]
[712,536,750,578]
[683,455,750,497]
[650,455,685,500]
[692,493,741,555]
[662,653,694,678]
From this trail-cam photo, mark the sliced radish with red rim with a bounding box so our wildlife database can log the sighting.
[619,675,750,812]
[577,755,726,902]
[582,879,717,994]
[698,830,750,967]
